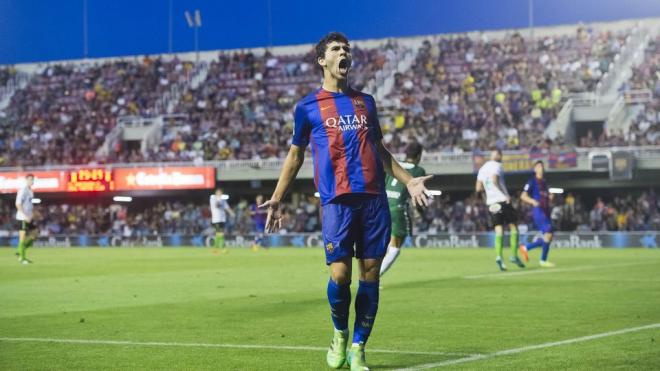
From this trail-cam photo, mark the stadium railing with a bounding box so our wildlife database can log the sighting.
[2,146,660,179]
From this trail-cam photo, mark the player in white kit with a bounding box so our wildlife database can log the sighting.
[16,174,37,264]
[210,188,234,252]
[476,150,525,271]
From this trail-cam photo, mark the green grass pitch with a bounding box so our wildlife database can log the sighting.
[1,247,659,370]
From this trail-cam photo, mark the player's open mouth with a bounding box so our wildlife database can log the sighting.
[338,58,350,75]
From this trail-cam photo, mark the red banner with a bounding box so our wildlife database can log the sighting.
[0,171,67,193]
[0,167,215,193]
[113,167,215,191]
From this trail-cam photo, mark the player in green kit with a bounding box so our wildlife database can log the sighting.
[380,143,426,277]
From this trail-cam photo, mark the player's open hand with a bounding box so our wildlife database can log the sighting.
[259,199,282,234]
[407,175,434,208]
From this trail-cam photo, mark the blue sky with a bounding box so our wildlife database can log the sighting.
[0,0,658,64]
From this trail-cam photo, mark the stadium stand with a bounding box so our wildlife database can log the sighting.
[379,27,633,153]
[0,24,645,166]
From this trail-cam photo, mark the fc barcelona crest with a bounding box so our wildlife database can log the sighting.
[352,99,365,109]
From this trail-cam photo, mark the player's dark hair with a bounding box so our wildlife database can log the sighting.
[25,173,34,179]
[315,32,350,68]
[405,142,423,160]
[534,160,544,167]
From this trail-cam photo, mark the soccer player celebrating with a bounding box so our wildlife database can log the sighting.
[250,195,267,251]
[476,150,525,271]
[259,32,432,371]
[16,174,37,264]
[210,188,234,252]
[519,161,556,267]
[379,142,426,277]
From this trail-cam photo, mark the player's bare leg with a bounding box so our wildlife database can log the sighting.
[379,236,403,277]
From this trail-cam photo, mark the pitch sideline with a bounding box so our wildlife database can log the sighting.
[394,322,660,370]
[0,336,475,357]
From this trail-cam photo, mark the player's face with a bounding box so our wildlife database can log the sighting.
[216,190,223,197]
[25,176,34,187]
[491,151,502,162]
[256,195,263,204]
[318,41,352,81]
[534,163,545,178]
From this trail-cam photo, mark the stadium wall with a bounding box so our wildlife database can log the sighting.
[1,232,657,249]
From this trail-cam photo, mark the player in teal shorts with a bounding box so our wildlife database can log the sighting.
[380,143,426,277]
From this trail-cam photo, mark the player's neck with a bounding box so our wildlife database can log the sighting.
[322,77,350,94]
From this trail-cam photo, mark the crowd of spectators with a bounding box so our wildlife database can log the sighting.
[2,188,657,237]
[0,57,195,166]
[380,26,631,154]
[0,26,653,167]
[121,45,395,163]
[614,36,660,147]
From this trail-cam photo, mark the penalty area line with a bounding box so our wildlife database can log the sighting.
[0,337,476,357]
[393,322,660,370]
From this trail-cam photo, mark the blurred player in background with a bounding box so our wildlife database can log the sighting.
[520,161,556,267]
[210,188,234,253]
[250,195,267,251]
[379,142,426,277]
[476,150,525,271]
[15,174,37,264]
[259,32,432,371]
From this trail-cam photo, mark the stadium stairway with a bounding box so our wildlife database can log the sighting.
[163,61,210,114]
[0,71,29,110]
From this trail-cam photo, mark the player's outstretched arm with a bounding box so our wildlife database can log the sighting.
[376,141,433,208]
[259,144,306,233]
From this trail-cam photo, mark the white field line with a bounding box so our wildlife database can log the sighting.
[464,261,658,279]
[0,337,475,357]
[394,322,660,370]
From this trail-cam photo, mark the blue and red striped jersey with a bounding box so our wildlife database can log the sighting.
[523,176,550,213]
[292,88,386,205]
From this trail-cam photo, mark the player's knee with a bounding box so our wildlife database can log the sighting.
[331,273,351,285]
[494,225,503,235]
[359,264,381,282]
[509,224,518,232]
[544,232,553,242]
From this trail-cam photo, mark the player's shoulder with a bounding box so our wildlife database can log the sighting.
[296,88,325,107]
[478,160,494,172]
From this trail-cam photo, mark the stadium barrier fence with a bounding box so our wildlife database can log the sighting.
[0,232,656,249]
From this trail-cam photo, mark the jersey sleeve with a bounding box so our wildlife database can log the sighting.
[523,178,534,194]
[291,103,312,148]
